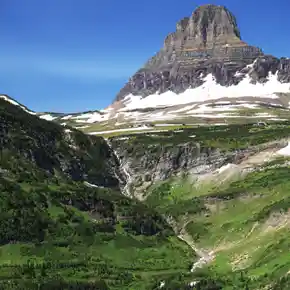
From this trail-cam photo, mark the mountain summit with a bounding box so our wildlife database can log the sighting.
[164,4,242,52]
[178,4,242,47]
[146,3,252,69]
[112,4,290,111]
[33,5,290,132]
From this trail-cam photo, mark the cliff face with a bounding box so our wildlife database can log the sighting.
[114,5,290,103]
[108,126,290,199]
[110,141,241,199]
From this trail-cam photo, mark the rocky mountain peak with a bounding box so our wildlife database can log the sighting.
[166,4,242,52]
[113,4,290,109]
[153,4,256,72]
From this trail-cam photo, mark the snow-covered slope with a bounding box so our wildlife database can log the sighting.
[2,59,290,137]
[120,73,290,110]
[57,68,289,133]
[0,95,37,115]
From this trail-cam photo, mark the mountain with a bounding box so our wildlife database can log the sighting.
[114,4,290,107]
[106,122,290,289]
[0,95,123,189]
[1,78,290,289]
[1,93,290,289]
[0,96,195,289]
[33,5,290,135]
[1,4,290,289]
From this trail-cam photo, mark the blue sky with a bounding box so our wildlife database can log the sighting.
[0,0,289,113]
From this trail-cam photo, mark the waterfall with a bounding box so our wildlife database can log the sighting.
[105,139,132,197]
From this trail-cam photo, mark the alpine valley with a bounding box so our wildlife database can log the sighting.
[0,4,290,290]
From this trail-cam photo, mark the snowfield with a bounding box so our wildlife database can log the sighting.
[68,100,288,126]
[59,70,289,126]
[121,73,290,110]
[2,65,290,129]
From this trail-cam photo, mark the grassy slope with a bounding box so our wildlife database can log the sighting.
[117,121,290,288]
[145,158,290,289]
[90,121,290,288]
[109,121,290,152]
[0,100,194,289]
[198,166,290,283]
[2,98,290,289]
[0,154,194,290]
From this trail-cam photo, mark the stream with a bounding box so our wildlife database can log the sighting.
[177,232,215,272]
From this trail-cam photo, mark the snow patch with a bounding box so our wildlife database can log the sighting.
[277,142,290,156]
[61,115,73,120]
[189,281,198,287]
[121,73,289,110]
[269,118,288,121]
[39,114,57,121]
[76,125,90,129]
[154,123,183,127]
[115,137,130,141]
[234,71,244,77]
[73,113,94,120]
[88,127,169,135]
[68,111,111,123]
[242,103,259,109]
[255,112,274,117]
[84,181,104,189]
[0,95,37,115]
[87,114,110,123]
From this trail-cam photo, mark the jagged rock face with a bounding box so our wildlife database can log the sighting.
[110,140,241,200]
[114,5,290,102]
[164,5,242,52]
[109,138,288,200]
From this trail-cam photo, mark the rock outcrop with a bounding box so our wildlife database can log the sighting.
[114,4,290,103]
[109,136,288,200]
